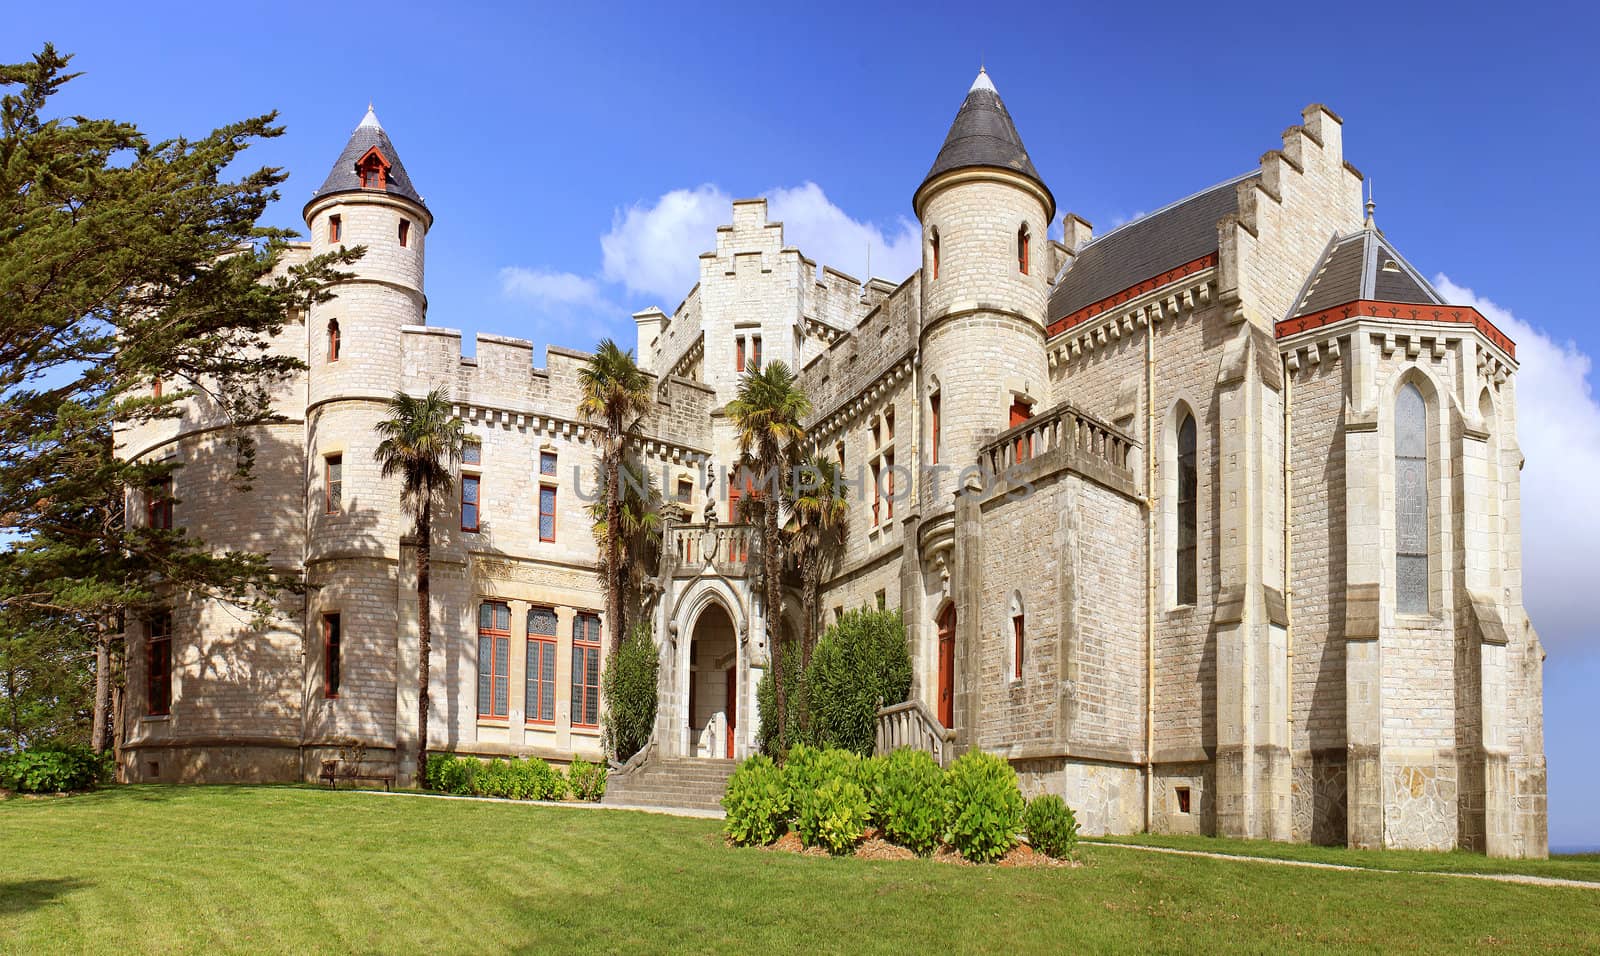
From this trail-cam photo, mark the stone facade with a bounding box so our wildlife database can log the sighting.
[114,77,1545,857]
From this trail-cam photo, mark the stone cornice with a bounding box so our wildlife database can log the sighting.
[451,400,710,466]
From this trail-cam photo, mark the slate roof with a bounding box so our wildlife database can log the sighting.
[1048,172,1255,321]
[919,69,1051,213]
[1288,225,1441,318]
[309,107,426,210]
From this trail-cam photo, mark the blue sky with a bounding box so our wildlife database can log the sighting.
[13,1,1599,847]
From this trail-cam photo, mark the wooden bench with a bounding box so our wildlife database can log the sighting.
[319,759,395,792]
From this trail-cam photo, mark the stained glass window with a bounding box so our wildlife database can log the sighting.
[1177,414,1198,606]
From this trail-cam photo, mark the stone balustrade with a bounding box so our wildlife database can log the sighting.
[977,401,1137,494]
[664,520,759,577]
[875,699,955,767]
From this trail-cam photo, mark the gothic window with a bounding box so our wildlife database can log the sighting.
[526,607,558,724]
[929,392,941,464]
[931,228,941,279]
[1017,223,1031,275]
[1395,382,1429,614]
[1177,413,1197,606]
[477,602,510,719]
[1009,592,1025,681]
[327,319,340,363]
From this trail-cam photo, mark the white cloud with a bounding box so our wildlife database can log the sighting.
[1435,275,1600,651]
[496,267,622,346]
[498,267,610,310]
[599,182,921,303]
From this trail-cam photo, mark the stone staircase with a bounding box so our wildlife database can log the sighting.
[603,756,735,814]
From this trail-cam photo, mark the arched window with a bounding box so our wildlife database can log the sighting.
[1017,223,1030,275]
[1395,382,1429,614]
[1176,413,1197,606]
[1009,592,1025,681]
[930,228,941,280]
[327,319,340,363]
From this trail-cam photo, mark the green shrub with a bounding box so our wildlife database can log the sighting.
[795,776,869,854]
[782,744,858,807]
[425,753,476,795]
[602,622,658,762]
[0,744,109,793]
[942,750,1023,863]
[801,608,911,755]
[518,757,566,800]
[566,757,607,802]
[854,755,888,827]
[756,635,804,756]
[475,758,517,799]
[877,748,945,855]
[1023,793,1079,860]
[722,754,790,846]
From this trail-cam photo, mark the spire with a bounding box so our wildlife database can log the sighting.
[307,105,427,213]
[917,68,1052,216]
[1364,178,1377,230]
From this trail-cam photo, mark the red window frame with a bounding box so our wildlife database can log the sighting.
[526,606,558,724]
[147,612,172,716]
[1010,399,1035,462]
[325,455,342,515]
[735,336,746,372]
[750,334,762,370]
[147,478,173,530]
[477,602,511,719]
[571,613,602,728]
[871,461,881,526]
[327,319,340,363]
[539,484,557,542]
[884,451,894,520]
[461,475,480,532]
[398,218,410,247]
[1018,224,1031,275]
[930,393,941,464]
[323,613,341,698]
[328,215,341,243]
[931,229,940,279]
[1012,612,1025,680]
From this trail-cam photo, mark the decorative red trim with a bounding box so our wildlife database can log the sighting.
[1047,253,1217,339]
[1274,299,1516,359]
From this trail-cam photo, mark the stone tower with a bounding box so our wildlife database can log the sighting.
[300,107,433,769]
[914,68,1054,490]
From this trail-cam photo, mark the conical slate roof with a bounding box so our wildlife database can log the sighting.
[918,68,1051,213]
[308,106,426,211]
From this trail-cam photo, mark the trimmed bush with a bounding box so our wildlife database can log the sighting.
[943,750,1024,863]
[0,744,109,793]
[1023,793,1079,860]
[518,757,566,800]
[426,753,475,795]
[476,758,519,799]
[782,744,858,806]
[854,755,888,827]
[802,608,911,756]
[566,757,607,802]
[602,623,658,762]
[795,775,870,855]
[722,754,790,846]
[877,748,945,855]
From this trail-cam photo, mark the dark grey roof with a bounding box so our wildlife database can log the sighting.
[1048,173,1253,321]
[309,107,426,210]
[1289,226,1441,318]
[919,69,1051,212]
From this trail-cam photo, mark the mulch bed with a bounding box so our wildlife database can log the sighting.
[747,828,1079,867]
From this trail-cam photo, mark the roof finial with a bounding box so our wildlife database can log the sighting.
[1364,178,1376,229]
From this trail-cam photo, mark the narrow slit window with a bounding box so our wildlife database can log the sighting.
[147,612,172,716]
[328,215,341,243]
[1017,223,1031,275]
[398,218,410,247]
[539,485,557,542]
[735,336,746,373]
[1395,383,1429,614]
[1012,612,1025,680]
[1176,787,1192,814]
[461,475,480,532]
[327,319,340,363]
[930,393,941,464]
[323,613,341,699]
[148,477,173,531]
[1177,414,1198,606]
[325,455,343,515]
[931,228,940,280]
[750,334,762,370]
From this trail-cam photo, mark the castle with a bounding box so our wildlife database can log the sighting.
[115,70,1547,857]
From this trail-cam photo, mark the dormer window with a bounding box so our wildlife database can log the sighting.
[1017,223,1031,275]
[356,146,390,190]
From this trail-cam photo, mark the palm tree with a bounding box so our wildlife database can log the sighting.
[786,454,848,675]
[588,454,664,621]
[726,361,810,741]
[373,387,464,786]
[578,340,652,655]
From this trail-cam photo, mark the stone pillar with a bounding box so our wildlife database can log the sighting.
[954,493,984,753]
[1343,331,1384,849]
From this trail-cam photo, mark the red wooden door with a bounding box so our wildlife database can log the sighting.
[937,605,955,728]
[725,666,737,758]
[1010,400,1034,462]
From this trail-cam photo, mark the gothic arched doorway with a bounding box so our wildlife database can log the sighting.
[687,601,739,759]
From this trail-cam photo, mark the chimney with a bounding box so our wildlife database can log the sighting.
[632,307,666,372]
[1061,213,1094,253]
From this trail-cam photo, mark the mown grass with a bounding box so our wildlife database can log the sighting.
[1,786,1594,954]
[1090,831,1600,883]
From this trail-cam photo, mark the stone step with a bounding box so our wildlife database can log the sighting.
[602,756,736,812]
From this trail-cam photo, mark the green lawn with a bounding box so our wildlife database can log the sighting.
[1,787,1594,955]
[1090,832,1600,883]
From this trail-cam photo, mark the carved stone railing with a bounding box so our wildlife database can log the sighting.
[977,401,1137,493]
[664,520,758,577]
[875,699,955,768]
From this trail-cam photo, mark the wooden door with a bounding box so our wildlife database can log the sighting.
[725,666,737,759]
[1010,399,1034,462]
[937,605,955,728]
